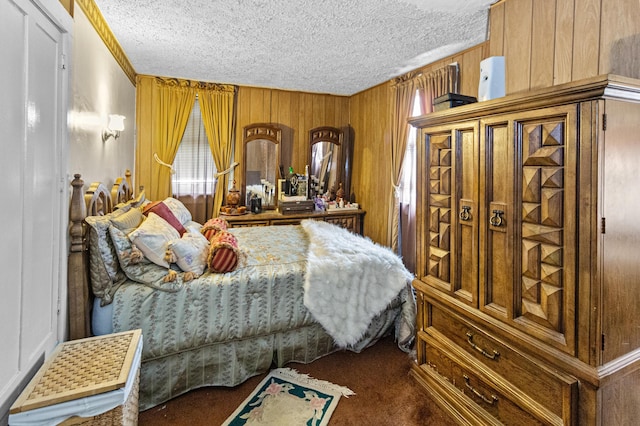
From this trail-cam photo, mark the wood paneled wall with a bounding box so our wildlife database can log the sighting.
[489,0,640,94]
[235,86,349,198]
[350,0,640,244]
[349,42,488,244]
[349,82,393,245]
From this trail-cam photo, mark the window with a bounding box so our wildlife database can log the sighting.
[172,99,217,223]
[398,91,422,273]
[400,92,421,206]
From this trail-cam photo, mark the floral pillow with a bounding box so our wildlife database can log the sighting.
[110,207,144,233]
[85,206,132,304]
[166,231,209,275]
[162,197,192,225]
[184,220,203,233]
[114,190,147,211]
[108,225,183,292]
[85,193,152,305]
[128,212,180,268]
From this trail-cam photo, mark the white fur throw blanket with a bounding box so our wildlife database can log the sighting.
[301,219,414,347]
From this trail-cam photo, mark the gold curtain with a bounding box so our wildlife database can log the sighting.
[387,74,418,252]
[388,64,459,254]
[415,64,459,114]
[135,75,197,201]
[398,64,459,270]
[198,83,237,217]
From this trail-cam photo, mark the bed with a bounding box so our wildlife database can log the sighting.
[67,171,416,411]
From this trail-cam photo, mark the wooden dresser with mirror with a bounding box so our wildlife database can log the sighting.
[242,123,281,209]
[231,123,361,233]
[409,74,640,425]
[224,209,364,235]
[309,126,349,200]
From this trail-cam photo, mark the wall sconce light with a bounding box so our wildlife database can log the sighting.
[102,114,126,142]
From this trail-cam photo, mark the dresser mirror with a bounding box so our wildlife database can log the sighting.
[243,123,281,209]
[309,126,345,200]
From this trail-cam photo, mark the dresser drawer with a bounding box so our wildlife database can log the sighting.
[271,219,303,226]
[427,303,577,422]
[423,341,546,425]
[324,215,358,233]
[227,220,269,227]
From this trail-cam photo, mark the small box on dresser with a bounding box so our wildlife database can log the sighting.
[9,329,143,426]
[278,200,315,215]
[433,93,477,112]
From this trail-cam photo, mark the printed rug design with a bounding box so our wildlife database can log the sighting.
[222,368,354,426]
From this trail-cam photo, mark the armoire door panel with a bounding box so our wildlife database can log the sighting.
[480,122,513,320]
[600,99,640,363]
[422,123,479,306]
[423,131,454,290]
[513,109,577,356]
[457,197,477,304]
[453,127,479,305]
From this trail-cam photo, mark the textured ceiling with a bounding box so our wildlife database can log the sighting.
[93,0,494,95]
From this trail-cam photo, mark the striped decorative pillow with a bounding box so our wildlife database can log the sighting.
[201,217,229,241]
[207,230,239,273]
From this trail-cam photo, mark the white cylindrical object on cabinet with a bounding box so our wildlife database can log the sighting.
[478,56,505,101]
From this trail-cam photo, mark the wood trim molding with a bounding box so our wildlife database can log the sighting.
[409,74,640,128]
[59,0,74,16]
[76,0,136,86]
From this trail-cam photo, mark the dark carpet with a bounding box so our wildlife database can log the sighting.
[138,335,456,425]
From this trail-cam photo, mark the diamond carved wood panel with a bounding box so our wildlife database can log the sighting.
[428,134,452,283]
[520,121,565,332]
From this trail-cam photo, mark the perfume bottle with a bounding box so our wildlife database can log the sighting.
[287,166,298,196]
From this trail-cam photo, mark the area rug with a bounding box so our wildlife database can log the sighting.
[222,368,355,426]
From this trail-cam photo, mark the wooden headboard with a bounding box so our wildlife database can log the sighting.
[67,170,134,340]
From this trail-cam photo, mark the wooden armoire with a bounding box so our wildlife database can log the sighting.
[409,74,640,425]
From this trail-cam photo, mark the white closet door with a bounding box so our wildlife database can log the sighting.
[0,0,70,417]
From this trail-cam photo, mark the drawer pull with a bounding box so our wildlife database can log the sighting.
[464,375,498,405]
[466,332,500,360]
[489,209,504,227]
[459,205,472,221]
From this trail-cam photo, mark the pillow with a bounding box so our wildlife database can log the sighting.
[128,212,181,267]
[201,217,229,240]
[184,220,203,233]
[162,197,192,225]
[114,190,147,211]
[110,207,144,233]
[207,230,240,273]
[166,231,209,275]
[143,201,186,235]
[84,205,133,304]
[109,225,183,292]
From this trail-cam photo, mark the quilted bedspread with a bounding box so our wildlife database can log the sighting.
[111,223,413,410]
[113,225,316,360]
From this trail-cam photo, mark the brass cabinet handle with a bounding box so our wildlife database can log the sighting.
[489,209,504,227]
[466,332,500,360]
[459,205,472,221]
[464,374,498,405]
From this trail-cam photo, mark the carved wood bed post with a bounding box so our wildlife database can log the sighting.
[111,169,133,205]
[68,174,90,340]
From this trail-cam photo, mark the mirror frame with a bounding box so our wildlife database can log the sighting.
[309,126,343,200]
[243,123,281,209]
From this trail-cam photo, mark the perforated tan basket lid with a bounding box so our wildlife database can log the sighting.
[10,329,142,414]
